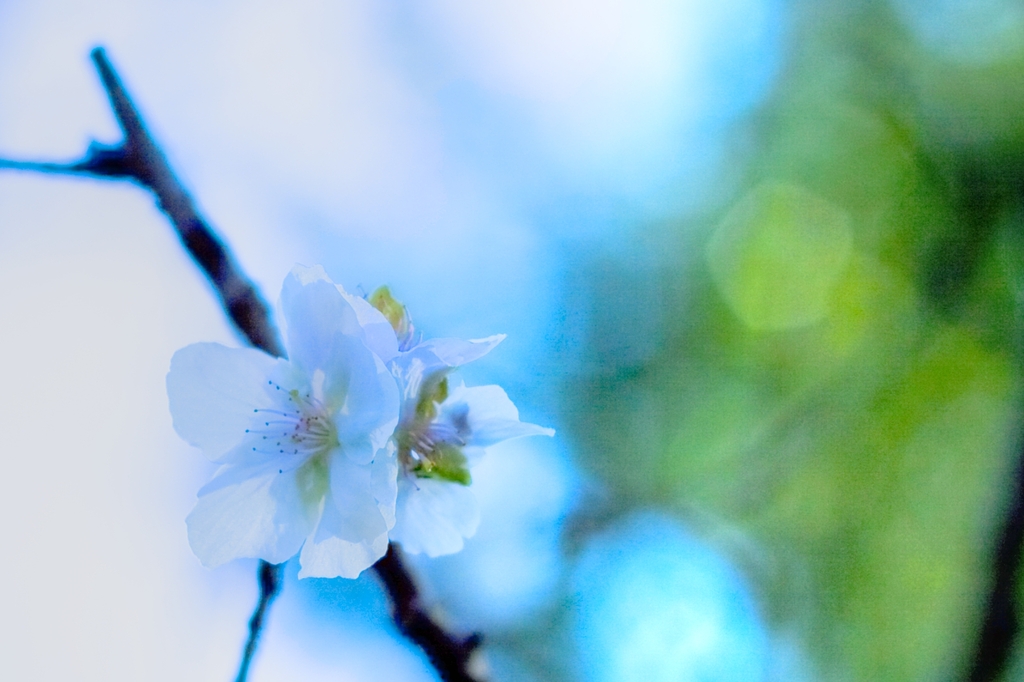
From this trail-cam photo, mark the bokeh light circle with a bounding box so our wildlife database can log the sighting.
[572,512,768,682]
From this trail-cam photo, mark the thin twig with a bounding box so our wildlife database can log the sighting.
[0,45,486,682]
[236,561,284,682]
[0,158,87,174]
[965,432,1024,681]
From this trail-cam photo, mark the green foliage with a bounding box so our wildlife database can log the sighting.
[555,2,1024,679]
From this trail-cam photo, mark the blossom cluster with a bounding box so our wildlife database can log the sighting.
[167,265,553,578]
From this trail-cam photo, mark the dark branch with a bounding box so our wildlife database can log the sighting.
[965,430,1024,681]
[0,47,284,357]
[0,45,486,682]
[236,561,284,682]
[90,47,285,356]
[373,545,485,682]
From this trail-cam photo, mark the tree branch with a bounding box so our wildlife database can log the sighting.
[373,545,484,682]
[1,47,285,357]
[236,561,284,682]
[0,45,485,682]
[965,431,1024,681]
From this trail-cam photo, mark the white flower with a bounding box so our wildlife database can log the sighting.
[167,265,401,578]
[368,289,555,557]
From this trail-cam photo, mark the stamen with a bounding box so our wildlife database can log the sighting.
[255,408,299,417]
[245,385,338,460]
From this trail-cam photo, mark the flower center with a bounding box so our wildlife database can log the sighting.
[246,381,339,459]
[397,420,471,486]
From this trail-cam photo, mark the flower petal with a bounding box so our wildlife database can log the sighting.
[186,463,315,567]
[297,489,389,578]
[388,335,505,405]
[445,384,555,447]
[391,476,480,557]
[343,291,400,363]
[280,265,364,375]
[296,453,392,578]
[330,347,400,465]
[195,459,282,494]
[330,452,390,543]
[371,449,399,530]
[418,334,505,367]
[167,343,282,460]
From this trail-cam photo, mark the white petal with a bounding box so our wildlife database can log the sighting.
[448,383,517,420]
[297,489,389,579]
[281,265,400,369]
[470,419,555,447]
[332,350,400,465]
[286,263,333,287]
[329,452,390,543]
[195,459,282,494]
[391,477,480,557]
[296,453,391,578]
[418,334,505,367]
[390,354,435,425]
[461,445,487,468]
[343,291,400,363]
[391,346,447,389]
[280,265,364,376]
[167,343,281,460]
[371,449,399,530]
[387,334,505,406]
[186,463,315,567]
[446,384,555,447]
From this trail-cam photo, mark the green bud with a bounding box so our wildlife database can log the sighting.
[415,373,450,422]
[368,285,411,338]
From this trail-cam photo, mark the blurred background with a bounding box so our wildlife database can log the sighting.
[1,0,1023,680]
